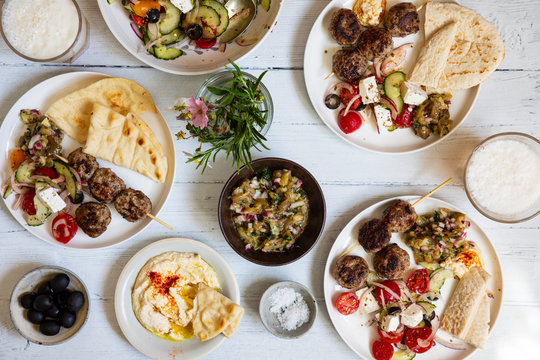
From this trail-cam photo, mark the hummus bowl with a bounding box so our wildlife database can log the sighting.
[114,238,240,360]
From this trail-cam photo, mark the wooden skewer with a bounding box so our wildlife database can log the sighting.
[339,177,453,258]
[416,0,431,11]
[324,72,335,80]
[147,213,173,230]
[54,153,69,163]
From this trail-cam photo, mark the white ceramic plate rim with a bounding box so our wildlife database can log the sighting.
[323,196,503,360]
[114,238,240,360]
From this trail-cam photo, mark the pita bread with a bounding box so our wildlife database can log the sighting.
[408,22,458,88]
[83,104,167,183]
[191,284,244,341]
[440,267,491,348]
[46,78,158,143]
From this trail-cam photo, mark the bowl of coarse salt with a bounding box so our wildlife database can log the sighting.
[259,281,317,339]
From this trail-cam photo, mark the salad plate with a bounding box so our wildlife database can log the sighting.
[98,0,283,75]
[0,72,175,249]
[304,0,479,154]
[323,196,503,359]
[114,238,240,360]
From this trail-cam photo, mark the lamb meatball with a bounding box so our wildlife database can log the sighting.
[383,3,420,37]
[382,199,417,232]
[332,48,369,82]
[67,147,99,182]
[334,255,369,289]
[357,218,391,253]
[75,202,111,238]
[330,9,363,45]
[88,168,126,203]
[357,27,394,61]
[114,188,152,222]
[373,243,410,279]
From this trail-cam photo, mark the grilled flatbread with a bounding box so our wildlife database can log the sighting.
[84,104,167,183]
[46,78,158,143]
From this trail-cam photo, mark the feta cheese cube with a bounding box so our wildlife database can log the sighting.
[401,81,428,106]
[381,314,400,332]
[38,187,66,213]
[373,105,393,130]
[171,0,194,13]
[400,304,424,328]
[355,288,381,314]
[358,76,380,104]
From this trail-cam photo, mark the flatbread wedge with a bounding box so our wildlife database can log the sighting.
[46,77,158,143]
[84,104,167,183]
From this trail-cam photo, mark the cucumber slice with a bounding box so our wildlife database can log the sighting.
[107,0,118,4]
[417,301,436,317]
[393,95,404,115]
[16,161,36,184]
[26,194,51,226]
[384,71,406,114]
[182,6,198,28]
[157,0,182,34]
[152,45,183,60]
[201,0,229,37]
[3,185,13,199]
[53,160,78,201]
[197,5,221,39]
[429,267,454,294]
[391,350,416,360]
[261,0,271,11]
[159,28,184,45]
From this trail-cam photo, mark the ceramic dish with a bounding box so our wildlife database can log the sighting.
[259,280,317,339]
[114,238,240,360]
[0,72,176,249]
[303,0,479,154]
[323,196,503,359]
[218,157,326,266]
[98,0,283,75]
[9,265,90,345]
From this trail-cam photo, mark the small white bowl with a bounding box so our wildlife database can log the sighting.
[259,281,317,339]
[9,266,90,345]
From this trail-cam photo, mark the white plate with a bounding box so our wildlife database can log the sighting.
[323,196,503,360]
[0,72,176,249]
[304,0,479,154]
[114,238,240,360]
[98,0,283,75]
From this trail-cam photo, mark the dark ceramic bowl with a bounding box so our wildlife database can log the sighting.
[218,158,326,266]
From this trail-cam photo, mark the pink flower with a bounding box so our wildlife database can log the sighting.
[186,96,209,129]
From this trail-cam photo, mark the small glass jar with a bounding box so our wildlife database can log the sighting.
[0,0,89,63]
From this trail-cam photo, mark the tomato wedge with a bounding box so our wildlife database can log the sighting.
[51,213,78,244]
[406,269,430,294]
[35,167,59,179]
[393,105,414,128]
[374,280,402,304]
[195,38,217,49]
[335,292,359,315]
[405,326,434,353]
[377,326,405,343]
[372,339,394,360]
[131,14,147,27]
[339,83,361,110]
[22,190,37,216]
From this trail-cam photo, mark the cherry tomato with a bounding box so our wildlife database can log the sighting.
[374,280,402,304]
[377,326,405,343]
[22,190,37,216]
[132,0,160,17]
[406,269,430,294]
[339,83,362,110]
[131,14,147,27]
[405,326,434,353]
[35,167,58,179]
[195,38,217,49]
[372,339,394,360]
[51,214,78,244]
[393,105,414,128]
[337,108,362,134]
[335,292,360,315]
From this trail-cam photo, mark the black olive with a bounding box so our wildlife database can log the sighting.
[71,191,84,204]
[27,309,45,324]
[146,8,160,23]
[424,318,432,328]
[186,24,203,40]
[67,291,85,312]
[20,292,37,309]
[50,274,70,293]
[59,311,76,328]
[33,294,53,311]
[40,320,61,336]
[355,102,366,112]
[324,94,340,109]
[387,306,401,315]
[37,282,53,295]
[45,305,60,318]
[54,291,71,309]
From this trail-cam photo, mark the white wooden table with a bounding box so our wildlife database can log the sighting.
[0,0,539,359]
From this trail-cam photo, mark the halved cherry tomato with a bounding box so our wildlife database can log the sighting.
[22,190,36,216]
[51,213,78,244]
[406,268,430,294]
[374,280,401,304]
[372,339,394,360]
[337,108,362,134]
[10,149,27,171]
[404,326,434,353]
[195,38,217,49]
[339,83,362,110]
[131,14,147,27]
[132,0,160,17]
[393,105,414,128]
[377,326,405,343]
[335,292,360,315]
[35,167,58,179]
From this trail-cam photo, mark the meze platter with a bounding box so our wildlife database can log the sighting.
[0,72,175,249]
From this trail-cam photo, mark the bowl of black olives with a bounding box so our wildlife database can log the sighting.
[9,266,89,345]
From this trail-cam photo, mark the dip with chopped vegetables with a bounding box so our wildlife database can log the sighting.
[230,168,309,252]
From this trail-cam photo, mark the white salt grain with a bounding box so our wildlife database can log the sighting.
[269,287,310,331]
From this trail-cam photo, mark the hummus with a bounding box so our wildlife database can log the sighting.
[132,252,220,340]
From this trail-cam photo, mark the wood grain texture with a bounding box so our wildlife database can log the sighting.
[0,0,539,359]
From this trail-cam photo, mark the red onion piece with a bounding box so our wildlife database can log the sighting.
[357,286,375,312]
[434,334,467,350]
[371,282,404,309]
[130,23,143,40]
[380,43,414,76]
[325,82,354,99]
[379,96,399,120]
[343,93,362,116]
[373,58,383,79]
[12,194,23,211]
[10,173,33,194]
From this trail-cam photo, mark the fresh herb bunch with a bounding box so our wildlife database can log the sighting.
[176,60,270,173]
